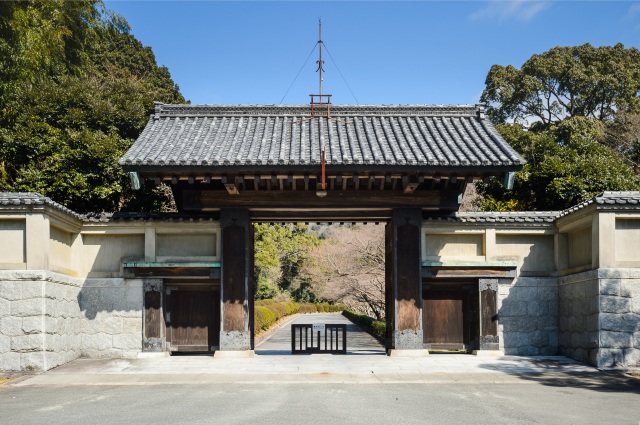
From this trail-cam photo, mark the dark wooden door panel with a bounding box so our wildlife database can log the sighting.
[169,290,219,350]
[423,290,466,349]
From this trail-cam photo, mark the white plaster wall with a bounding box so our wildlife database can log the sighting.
[568,226,592,269]
[82,234,144,275]
[615,219,640,262]
[496,234,555,272]
[156,233,216,258]
[50,225,72,272]
[0,220,25,265]
[424,234,483,258]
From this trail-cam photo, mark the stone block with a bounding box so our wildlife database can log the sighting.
[0,316,22,336]
[600,296,630,313]
[502,331,529,348]
[11,334,43,352]
[600,331,632,349]
[620,279,640,298]
[123,318,142,334]
[21,316,44,334]
[600,313,640,333]
[113,334,141,350]
[11,298,45,317]
[0,298,10,318]
[527,301,548,317]
[20,352,45,371]
[121,350,141,358]
[81,334,91,348]
[634,332,640,348]
[99,316,123,335]
[0,351,21,371]
[80,317,100,335]
[622,348,640,367]
[43,351,60,370]
[22,281,43,299]
[631,295,640,314]
[0,334,9,354]
[44,316,58,333]
[597,348,625,368]
[0,282,22,301]
[90,333,112,351]
[44,334,59,352]
[44,298,59,317]
[600,279,621,296]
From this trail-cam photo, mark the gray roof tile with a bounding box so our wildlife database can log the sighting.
[119,104,526,170]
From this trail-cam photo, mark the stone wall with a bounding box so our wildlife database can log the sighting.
[558,270,600,365]
[0,271,142,372]
[498,277,558,355]
[596,269,640,367]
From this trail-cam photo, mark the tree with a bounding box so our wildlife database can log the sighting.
[253,223,321,301]
[602,112,640,173]
[306,225,386,320]
[0,1,184,212]
[481,44,640,127]
[477,117,640,211]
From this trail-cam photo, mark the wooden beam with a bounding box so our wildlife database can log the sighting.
[183,188,458,210]
[254,175,260,191]
[403,182,420,194]
[224,183,239,195]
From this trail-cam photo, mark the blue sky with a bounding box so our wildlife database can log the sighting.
[105,1,640,105]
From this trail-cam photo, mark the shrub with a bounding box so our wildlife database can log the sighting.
[342,309,386,341]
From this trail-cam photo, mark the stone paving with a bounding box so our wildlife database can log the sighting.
[7,313,602,386]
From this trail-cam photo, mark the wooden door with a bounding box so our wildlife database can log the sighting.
[423,290,468,350]
[167,290,219,352]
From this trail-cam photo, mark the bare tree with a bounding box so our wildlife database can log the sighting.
[305,224,386,320]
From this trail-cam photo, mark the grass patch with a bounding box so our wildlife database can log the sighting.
[0,377,11,385]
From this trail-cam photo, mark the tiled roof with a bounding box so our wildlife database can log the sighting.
[424,211,559,224]
[0,192,85,220]
[426,191,640,224]
[119,104,526,170]
[557,191,640,217]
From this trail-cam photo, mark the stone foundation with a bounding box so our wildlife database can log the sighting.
[595,269,640,367]
[498,277,559,356]
[0,271,142,371]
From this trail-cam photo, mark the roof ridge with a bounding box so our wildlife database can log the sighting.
[152,103,484,118]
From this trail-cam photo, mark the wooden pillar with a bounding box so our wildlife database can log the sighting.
[477,278,499,352]
[219,208,252,351]
[142,279,164,352]
[385,208,425,353]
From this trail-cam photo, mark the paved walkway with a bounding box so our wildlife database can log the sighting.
[256,313,385,355]
[8,313,605,387]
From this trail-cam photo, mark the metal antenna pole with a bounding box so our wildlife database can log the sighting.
[318,18,323,98]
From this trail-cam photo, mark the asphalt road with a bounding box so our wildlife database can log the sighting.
[2,375,639,425]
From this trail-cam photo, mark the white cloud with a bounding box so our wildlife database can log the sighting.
[627,3,640,18]
[470,1,550,23]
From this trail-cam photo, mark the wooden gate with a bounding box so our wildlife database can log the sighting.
[423,287,474,351]
[165,287,220,352]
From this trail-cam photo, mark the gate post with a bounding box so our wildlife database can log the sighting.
[474,278,502,356]
[218,208,254,354]
[142,278,164,352]
[385,208,428,356]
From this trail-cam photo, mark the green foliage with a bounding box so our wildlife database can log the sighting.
[253,223,321,301]
[477,118,640,211]
[0,0,184,212]
[481,43,640,126]
[342,310,385,341]
[253,299,345,334]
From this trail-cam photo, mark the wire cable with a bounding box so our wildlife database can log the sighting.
[323,44,360,105]
[279,44,318,104]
